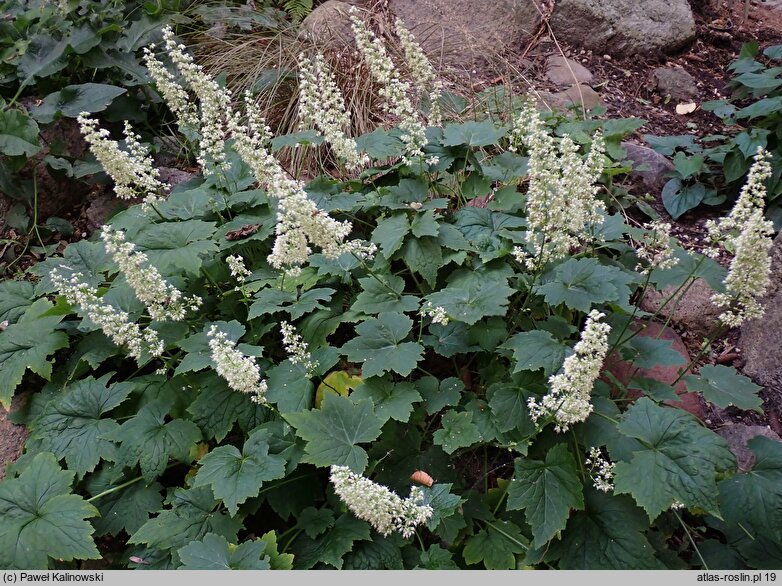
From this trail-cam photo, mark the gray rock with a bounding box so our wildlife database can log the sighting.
[388,0,542,66]
[302,1,359,49]
[85,194,130,232]
[640,278,722,339]
[652,67,699,101]
[549,0,696,56]
[546,55,594,86]
[159,167,200,191]
[621,141,674,192]
[715,424,782,473]
[740,231,782,395]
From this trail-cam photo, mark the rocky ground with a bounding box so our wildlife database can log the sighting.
[2,0,782,476]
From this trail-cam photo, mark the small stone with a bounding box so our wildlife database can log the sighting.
[652,66,699,101]
[715,424,782,473]
[546,55,594,86]
[537,84,605,111]
[621,141,674,192]
[640,278,722,339]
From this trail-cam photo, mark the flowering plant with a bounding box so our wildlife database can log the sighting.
[0,23,778,572]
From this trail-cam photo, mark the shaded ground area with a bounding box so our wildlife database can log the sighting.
[0,394,28,480]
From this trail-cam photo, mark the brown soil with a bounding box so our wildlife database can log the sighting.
[0,393,29,481]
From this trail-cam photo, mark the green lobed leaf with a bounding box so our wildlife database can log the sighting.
[291,513,371,569]
[442,120,506,147]
[419,483,464,531]
[128,486,242,560]
[417,545,459,569]
[29,374,134,477]
[685,365,763,412]
[501,330,567,376]
[547,488,660,569]
[462,520,527,570]
[371,214,411,257]
[507,444,584,547]
[0,109,40,157]
[296,507,335,539]
[187,372,265,441]
[719,436,782,541]
[350,274,420,315]
[624,335,686,369]
[536,258,623,312]
[132,220,217,275]
[284,393,383,472]
[31,83,126,124]
[103,398,202,482]
[88,473,163,537]
[266,359,314,414]
[193,429,286,516]
[340,312,424,378]
[0,279,35,324]
[487,381,538,433]
[342,535,405,569]
[432,410,482,454]
[351,377,421,424]
[259,530,295,569]
[177,533,271,570]
[454,208,525,261]
[0,298,70,409]
[0,453,100,569]
[400,236,443,287]
[417,376,464,415]
[614,398,736,520]
[425,268,515,325]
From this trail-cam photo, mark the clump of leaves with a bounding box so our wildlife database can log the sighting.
[0,28,778,573]
[646,42,782,225]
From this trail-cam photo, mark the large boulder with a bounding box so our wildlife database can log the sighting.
[388,0,542,65]
[740,231,782,395]
[302,1,364,50]
[548,0,696,56]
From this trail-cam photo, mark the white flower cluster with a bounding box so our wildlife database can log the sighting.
[510,102,605,270]
[280,321,318,375]
[101,226,201,321]
[140,32,374,273]
[226,254,251,284]
[142,46,199,129]
[51,268,164,361]
[207,325,268,404]
[78,115,167,205]
[229,94,376,274]
[298,52,369,170]
[349,8,427,161]
[394,18,443,127]
[707,148,774,328]
[585,447,615,493]
[421,302,449,325]
[528,310,611,432]
[634,221,679,275]
[159,26,233,173]
[329,465,433,538]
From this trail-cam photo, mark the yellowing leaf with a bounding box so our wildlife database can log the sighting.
[675,102,697,115]
[316,370,362,408]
